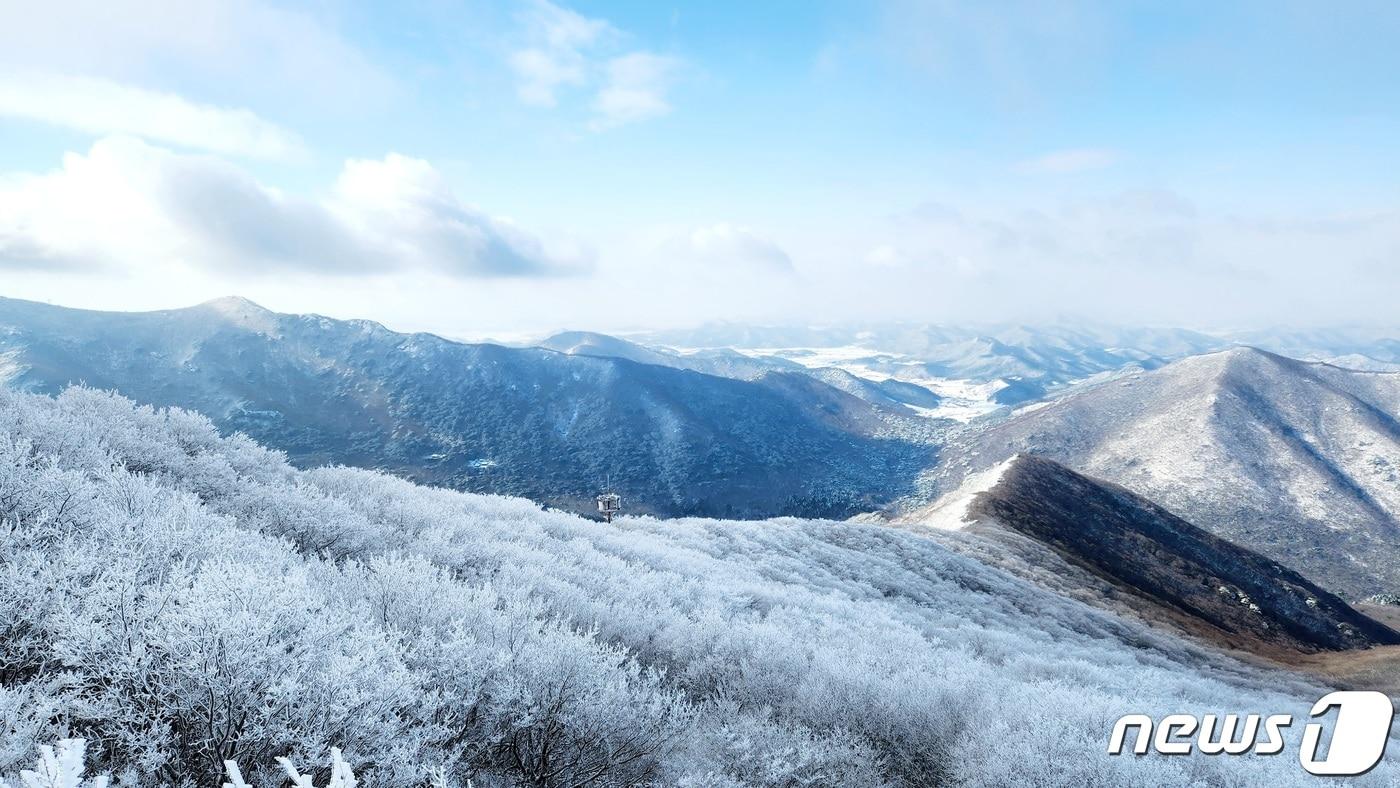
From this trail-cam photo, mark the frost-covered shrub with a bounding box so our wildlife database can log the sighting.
[0,387,1395,786]
[0,740,107,788]
[0,739,371,788]
[225,747,359,788]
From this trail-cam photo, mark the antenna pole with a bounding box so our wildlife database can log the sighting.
[596,489,621,524]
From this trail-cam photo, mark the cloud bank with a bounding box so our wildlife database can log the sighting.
[0,138,580,279]
[0,0,392,106]
[830,190,1400,328]
[666,223,794,273]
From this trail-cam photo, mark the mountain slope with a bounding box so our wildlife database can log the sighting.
[909,455,1400,654]
[920,347,1400,598]
[0,385,1365,786]
[0,296,935,518]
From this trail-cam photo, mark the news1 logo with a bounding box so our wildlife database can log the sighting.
[1109,691,1395,776]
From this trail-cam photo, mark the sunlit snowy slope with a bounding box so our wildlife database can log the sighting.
[0,386,1386,786]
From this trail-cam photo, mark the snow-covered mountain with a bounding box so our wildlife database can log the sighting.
[636,322,1231,375]
[915,347,1400,599]
[0,385,1374,786]
[537,330,944,414]
[0,297,935,519]
[902,455,1400,655]
[633,322,1233,418]
[1228,327,1400,368]
[539,330,784,377]
[633,321,1400,420]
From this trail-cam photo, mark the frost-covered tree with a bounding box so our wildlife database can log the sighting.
[0,387,1394,786]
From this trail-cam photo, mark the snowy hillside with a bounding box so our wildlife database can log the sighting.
[917,347,1400,599]
[0,386,1375,786]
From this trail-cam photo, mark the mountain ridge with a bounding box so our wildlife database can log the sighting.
[937,455,1400,655]
[916,346,1400,598]
[0,296,936,519]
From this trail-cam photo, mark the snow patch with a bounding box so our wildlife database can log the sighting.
[911,456,1019,531]
[0,348,25,385]
[725,345,1010,422]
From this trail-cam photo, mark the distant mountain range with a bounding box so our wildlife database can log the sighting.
[916,347,1400,599]
[629,321,1400,411]
[535,324,1221,422]
[538,330,946,414]
[0,297,936,519]
[632,322,1231,400]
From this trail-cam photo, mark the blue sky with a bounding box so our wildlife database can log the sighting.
[0,0,1397,336]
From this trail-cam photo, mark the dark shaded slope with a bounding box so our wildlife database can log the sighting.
[0,296,935,518]
[968,456,1400,653]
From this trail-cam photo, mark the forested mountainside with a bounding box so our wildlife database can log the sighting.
[0,297,934,519]
[0,386,1370,786]
[919,347,1400,599]
[908,455,1400,655]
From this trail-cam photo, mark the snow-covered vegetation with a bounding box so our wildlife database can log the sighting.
[0,739,108,788]
[1,387,1392,786]
[0,738,358,788]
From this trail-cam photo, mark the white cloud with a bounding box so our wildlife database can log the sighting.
[591,53,680,129]
[509,49,586,107]
[509,0,614,107]
[508,0,680,129]
[1017,147,1120,174]
[0,137,580,278]
[330,154,577,277]
[0,72,304,160]
[658,223,794,273]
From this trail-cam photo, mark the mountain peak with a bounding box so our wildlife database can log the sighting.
[1168,344,1284,372]
[190,296,281,333]
[198,296,272,313]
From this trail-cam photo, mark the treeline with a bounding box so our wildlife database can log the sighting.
[0,387,1374,786]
